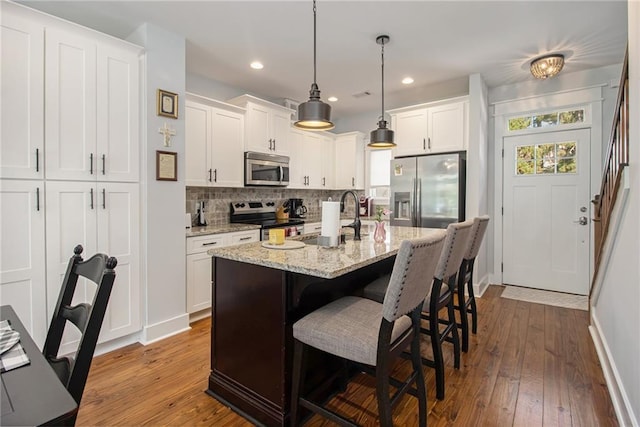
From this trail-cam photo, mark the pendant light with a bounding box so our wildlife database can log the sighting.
[368,35,395,148]
[294,0,334,131]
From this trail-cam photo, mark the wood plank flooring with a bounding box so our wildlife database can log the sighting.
[75,285,618,426]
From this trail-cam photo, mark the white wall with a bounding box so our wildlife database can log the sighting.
[590,2,640,425]
[128,23,190,343]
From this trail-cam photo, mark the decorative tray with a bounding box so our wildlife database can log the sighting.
[261,240,306,250]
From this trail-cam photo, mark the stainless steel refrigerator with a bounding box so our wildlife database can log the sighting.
[390,151,466,229]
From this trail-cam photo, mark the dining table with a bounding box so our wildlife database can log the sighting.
[1,305,78,426]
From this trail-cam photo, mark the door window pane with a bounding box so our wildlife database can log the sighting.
[515,141,577,175]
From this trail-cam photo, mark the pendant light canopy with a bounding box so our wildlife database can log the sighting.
[369,35,395,148]
[294,0,334,131]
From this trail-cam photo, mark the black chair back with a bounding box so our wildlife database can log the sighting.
[43,244,117,407]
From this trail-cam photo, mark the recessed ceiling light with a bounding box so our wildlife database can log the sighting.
[402,77,414,85]
[250,61,264,70]
[328,96,338,102]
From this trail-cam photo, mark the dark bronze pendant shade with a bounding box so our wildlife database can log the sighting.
[294,0,334,131]
[369,35,395,148]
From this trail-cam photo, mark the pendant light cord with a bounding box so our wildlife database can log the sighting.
[313,0,317,85]
[381,39,385,121]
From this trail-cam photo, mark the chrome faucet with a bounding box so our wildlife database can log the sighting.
[340,191,361,241]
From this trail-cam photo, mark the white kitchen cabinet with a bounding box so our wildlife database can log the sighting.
[45,181,140,353]
[227,94,293,156]
[0,180,48,346]
[186,229,260,316]
[289,131,334,189]
[0,13,44,180]
[303,222,323,234]
[334,132,365,189]
[185,96,245,187]
[390,97,468,157]
[321,135,335,189]
[45,26,140,182]
[288,128,307,188]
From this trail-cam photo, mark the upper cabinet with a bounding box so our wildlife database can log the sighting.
[334,132,365,189]
[185,95,245,187]
[289,130,335,189]
[0,12,44,180]
[227,94,293,156]
[44,27,140,182]
[390,97,468,157]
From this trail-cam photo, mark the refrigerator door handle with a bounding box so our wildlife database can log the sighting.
[416,178,422,227]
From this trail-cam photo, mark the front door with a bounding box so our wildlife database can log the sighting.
[503,129,590,295]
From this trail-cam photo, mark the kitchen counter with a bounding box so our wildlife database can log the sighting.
[207,224,440,426]
[186,223,260,237]
[208,224,439,279]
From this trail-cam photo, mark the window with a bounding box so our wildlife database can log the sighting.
[508,108,584,131]
[368,149,392,200]
[516,141,577,175]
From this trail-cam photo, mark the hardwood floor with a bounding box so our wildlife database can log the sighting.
[76,285,618,426]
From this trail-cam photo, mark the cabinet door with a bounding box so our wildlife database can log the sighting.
[271,110,291,156]
[334,135,356,189]
[211,108,244,187]
[185,101,211,186]
[427,102,466,153]
[186,252,212,313]
[45,181,98,355]
[245,103,271,153]
[45,28,97,181]
[303,133,324,188]
[321,136,335,189]
[96,182,141,341]
[0,14,44,179]
[97,44,140,182]
[287,128,307,188]
[392,109,428,157]
[0,180,47,346]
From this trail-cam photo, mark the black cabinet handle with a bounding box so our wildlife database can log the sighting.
[36,148,40,172]
[202,242,218,246]
[273,139,276,151]
[36,187,40,211]
[322,177,326,186]
[214,169,217,182]
[90,188,94,209]
[352,177,355,187]
[102,188,106,209]
[423,138,426,150]
[102,154,106,175]
[209,168,212,182]
[90,153,94,174]
[239,236,252,241]
[428,137,431,150]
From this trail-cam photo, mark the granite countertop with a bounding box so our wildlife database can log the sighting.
[186,223,261,237]
[207,224,444,279]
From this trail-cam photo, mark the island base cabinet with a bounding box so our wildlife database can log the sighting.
[207,256,395,426]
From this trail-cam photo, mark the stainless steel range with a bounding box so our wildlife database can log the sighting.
[230,201,305,240]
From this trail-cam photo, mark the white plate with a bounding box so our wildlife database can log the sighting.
[261,240,306,250]
[0,330,20,355]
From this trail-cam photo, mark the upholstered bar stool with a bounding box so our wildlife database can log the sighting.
[455,215,490,353]
[290,232,447,427]
[363,220,474,400]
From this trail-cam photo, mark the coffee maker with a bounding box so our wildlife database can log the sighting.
[289,198,307,218]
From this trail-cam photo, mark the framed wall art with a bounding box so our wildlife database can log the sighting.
[156,150,177,181]
[157,89,178,119]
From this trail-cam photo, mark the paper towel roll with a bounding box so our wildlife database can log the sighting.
[321,201,341,246]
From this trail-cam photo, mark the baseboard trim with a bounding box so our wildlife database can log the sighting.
[474,273,490,297]
[141,313,191,345]
[589,313,637,427]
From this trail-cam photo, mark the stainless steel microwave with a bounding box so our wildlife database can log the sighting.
[244,152,290,187]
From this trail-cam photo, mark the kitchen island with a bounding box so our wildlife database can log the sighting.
[207,225,442,426]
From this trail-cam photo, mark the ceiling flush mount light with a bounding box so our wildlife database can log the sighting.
[530,54,565,79]
[369,35,395,148]
[294,0,334,131]
[250,61,264,70]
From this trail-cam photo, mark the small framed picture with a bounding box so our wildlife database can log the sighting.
[156,150,177,181]
[157,89,178,119]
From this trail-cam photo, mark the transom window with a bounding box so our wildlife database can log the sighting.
[508,108,584,131]
[516,141,577,175]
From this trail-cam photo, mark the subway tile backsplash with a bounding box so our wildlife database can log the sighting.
[186,187,364,227]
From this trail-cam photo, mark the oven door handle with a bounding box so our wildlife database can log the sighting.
[278,166,283,183]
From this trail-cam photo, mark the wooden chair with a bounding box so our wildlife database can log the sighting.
[363,220,474,400]
[454,216,490,352]
[290,232,447,427]
[43,245,118,414]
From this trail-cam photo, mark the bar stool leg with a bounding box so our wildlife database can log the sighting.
[457,276,470,353]
[290,340,306,427]
[447,297,461,369]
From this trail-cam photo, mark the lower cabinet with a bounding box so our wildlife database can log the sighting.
[186,229,260,316]
[45,180,140,353]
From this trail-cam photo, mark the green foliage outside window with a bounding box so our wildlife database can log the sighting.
[516,141,577,175]
[508,109,584,131]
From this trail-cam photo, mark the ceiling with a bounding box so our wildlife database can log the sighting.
[17,1,628,120]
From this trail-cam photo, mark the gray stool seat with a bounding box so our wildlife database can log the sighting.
[293,296,412,366]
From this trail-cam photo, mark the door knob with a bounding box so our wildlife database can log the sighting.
[573,216,588,225]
